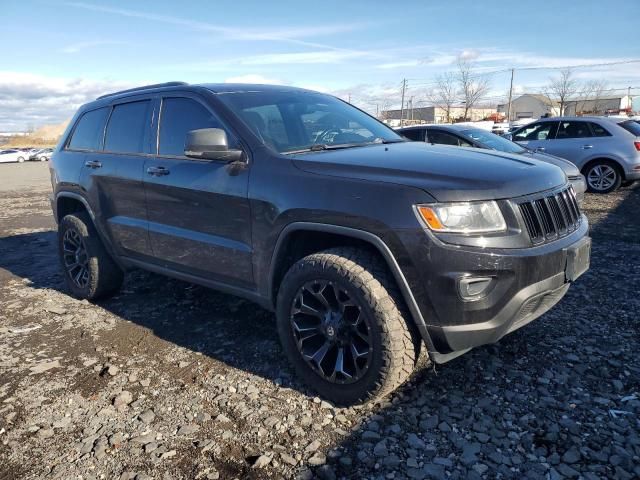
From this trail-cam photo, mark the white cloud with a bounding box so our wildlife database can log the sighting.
[64,2,370,50]
[377,60,421,70]
[224,74,287,85]
[239,50,367,66]
[0,72,132,131]
[60,40,127,54]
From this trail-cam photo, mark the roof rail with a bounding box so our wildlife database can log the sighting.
[96,81,188,100]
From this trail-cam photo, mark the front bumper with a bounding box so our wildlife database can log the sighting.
[399,218,590,359]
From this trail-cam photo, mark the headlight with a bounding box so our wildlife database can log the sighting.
[415,201,506,234]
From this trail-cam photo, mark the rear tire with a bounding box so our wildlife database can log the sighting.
[58,212,123,300]
[276,247,420,405]
[17,157,25,163]
[584,160,622,194]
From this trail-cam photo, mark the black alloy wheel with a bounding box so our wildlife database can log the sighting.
[290,280,372,384]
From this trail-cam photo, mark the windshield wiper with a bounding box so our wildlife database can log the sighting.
[284,138,405,155]
[284,142,370,154]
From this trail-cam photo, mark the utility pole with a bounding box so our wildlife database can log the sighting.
[399,79,407,127]
[348,93,351,104]
[506,68,514,123]
[409,96,414,122]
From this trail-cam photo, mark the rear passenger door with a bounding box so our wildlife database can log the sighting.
[143,94,252,288]
[80,97,154,258]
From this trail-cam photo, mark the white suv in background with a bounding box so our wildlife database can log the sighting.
[506,117,640,193]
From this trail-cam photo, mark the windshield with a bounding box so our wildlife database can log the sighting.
[216,90,403,153]
[461,128,526,154]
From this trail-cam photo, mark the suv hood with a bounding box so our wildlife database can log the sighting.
[291,142,567,202]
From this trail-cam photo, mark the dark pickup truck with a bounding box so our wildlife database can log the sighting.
[50,82,591,404]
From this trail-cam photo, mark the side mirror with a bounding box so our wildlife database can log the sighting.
[184,128,245,162]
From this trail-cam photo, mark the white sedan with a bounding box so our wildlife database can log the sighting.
[0,149,29,163]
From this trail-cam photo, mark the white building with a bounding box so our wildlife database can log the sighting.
[564,95,632,116]
[497,94,560,121]
[381,106,496,125]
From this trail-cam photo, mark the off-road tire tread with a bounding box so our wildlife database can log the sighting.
[59,212,123,300]
[277,247,420,404]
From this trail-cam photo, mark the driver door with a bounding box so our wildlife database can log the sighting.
[143,94,253,288]
[512,121,559,153]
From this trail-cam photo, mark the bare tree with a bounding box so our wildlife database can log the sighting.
[457,57,491,121]
[427,72,457,123]
[573,79,608,115]
[545,68,580,116]
[589,79,608,114]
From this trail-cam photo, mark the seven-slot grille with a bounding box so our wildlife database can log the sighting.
[518,187,581,244]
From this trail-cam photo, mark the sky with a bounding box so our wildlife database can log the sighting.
[1,0,640,131]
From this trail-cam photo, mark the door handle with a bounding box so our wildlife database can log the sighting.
[535,147,545,152]
[582,145,593,149]
[85,160,102,169]
[147,166,170,176]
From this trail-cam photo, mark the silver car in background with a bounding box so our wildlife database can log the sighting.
[506,117,640,193]
[398,124,587,204]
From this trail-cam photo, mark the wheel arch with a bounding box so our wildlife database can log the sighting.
[268,222,439,357]
[55,192,96,223]
[55,192,125,270]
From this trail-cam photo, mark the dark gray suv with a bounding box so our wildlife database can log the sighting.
[50,82,591,404]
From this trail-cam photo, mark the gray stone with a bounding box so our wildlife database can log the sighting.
[252,455,271,468]
[308,451,326,466]
[561,448,580,464]
[177,424,200,436]
[138,409,155,424]
[113,391,133,409]
[316,465,336,480]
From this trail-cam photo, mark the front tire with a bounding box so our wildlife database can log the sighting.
[17,157,25,163]
[276,247,420,405]
[584,160,622,193]
[58,212,124,300]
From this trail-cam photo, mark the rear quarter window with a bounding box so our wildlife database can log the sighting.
[67,107,110,151]
[618,120,640,136]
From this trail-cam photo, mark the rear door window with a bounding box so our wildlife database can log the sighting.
[556,121,592,139]
[401,129,425,141]
[67,107,110,151]
[104,100,152,154]
[428,130,472,146]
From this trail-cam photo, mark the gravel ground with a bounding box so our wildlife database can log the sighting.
[0,162,638,480]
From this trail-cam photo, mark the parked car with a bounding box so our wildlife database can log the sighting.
[0,149,28,163]
[50,82,590,404]
[397,124,587,204]
[505,116,640,193]
[491,122,510,135]
[30,148,53,161]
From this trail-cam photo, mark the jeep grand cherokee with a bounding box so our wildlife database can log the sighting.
[50,82,591,404]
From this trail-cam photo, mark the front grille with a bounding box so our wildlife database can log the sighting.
[517,187,581,244]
